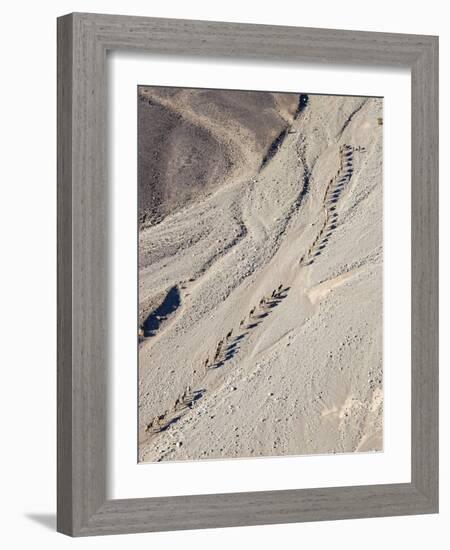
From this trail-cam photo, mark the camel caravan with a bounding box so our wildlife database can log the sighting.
[203,284,290,371]
[299,143,363,267]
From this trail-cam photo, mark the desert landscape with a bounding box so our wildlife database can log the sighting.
[138,86,383,463]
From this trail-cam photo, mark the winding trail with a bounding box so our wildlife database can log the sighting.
[138,94,383,462]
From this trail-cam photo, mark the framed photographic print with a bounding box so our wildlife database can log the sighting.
[57,13,438,536]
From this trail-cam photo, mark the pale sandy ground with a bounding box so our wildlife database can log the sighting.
[138,94,383,462]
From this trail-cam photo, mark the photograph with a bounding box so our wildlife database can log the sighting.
[1,0,441,542]
[137,86,383,463]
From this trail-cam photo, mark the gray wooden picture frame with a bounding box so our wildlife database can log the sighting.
[57,12,439,537]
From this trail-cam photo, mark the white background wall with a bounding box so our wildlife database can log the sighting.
[0,0,447,547]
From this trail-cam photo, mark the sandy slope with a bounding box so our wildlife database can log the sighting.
[138,93,383,462]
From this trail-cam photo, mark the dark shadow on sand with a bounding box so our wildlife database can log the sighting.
[143,285,181,336]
